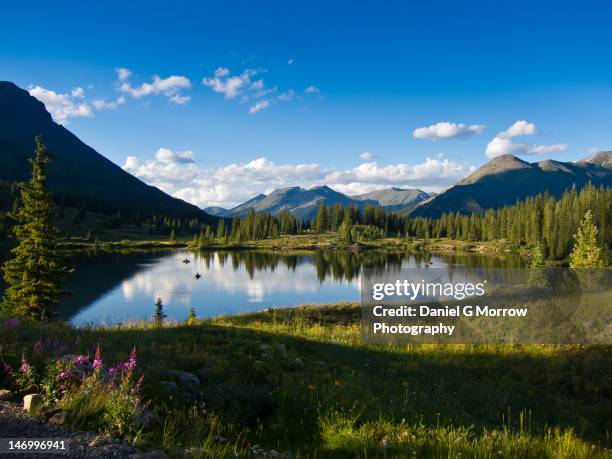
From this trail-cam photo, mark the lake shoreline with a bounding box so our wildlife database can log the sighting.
[54,234,520,256]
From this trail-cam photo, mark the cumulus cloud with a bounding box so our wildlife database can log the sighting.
[413,122,486,140]
[29,86,93,124]
[118,71,191,105]
[499,120,536,138]
[29,85,124,124]
[202,67,256,99]
[305,85,320,94]
[485,120,567,158]
[123,150,471,208]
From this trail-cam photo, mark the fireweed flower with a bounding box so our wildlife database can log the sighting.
[57,371,70,381]
[19,354,31,373]
[93,345,102,369]
[34,339,43,355]
[73,355,89,365]
[125,347,137,372]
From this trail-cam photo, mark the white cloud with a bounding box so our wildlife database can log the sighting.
[485,120,567,158]
[92,95,126,110]
[277,90,295,101]
[413,122,486,140]
[29,85,124,124]
[305,85,320,94]
[123,150,471,208]
[499,120,536,138]
[29,85,93,124]
[203,67,298,112]
[359,152,376,161]
[115,67,132,81]
[202,68,256,99]
[118,73,191,105]
[71,87,85,98]
[248,100,270,114]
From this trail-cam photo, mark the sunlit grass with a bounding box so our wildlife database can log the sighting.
[3,303,610,458]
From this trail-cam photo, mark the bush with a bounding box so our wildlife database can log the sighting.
[350,224,384,242]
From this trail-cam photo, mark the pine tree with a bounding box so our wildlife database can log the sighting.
[530,243,546,268]
[217,219,226,240]
[338,219,353,245]
[187,306,197,325]
[153,297,167,326]
[1,137,69,319]
[169,228,176,242]
[570,210,606,268]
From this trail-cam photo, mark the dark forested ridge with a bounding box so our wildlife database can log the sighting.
[411,153,612,218]
[0,81,215,222]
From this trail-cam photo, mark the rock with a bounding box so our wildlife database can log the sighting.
[129,450,170,459]
[166,369,200,387]
[23,394,42,414]
[134,409,160,430]
[39,406,62,420]
[89,435,120,447]
[159,381,178,392]
[48,410,68,425]
[0,389,14,401]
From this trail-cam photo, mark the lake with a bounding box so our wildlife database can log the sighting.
[57,248,525,325]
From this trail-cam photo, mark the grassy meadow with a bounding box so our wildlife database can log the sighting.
[2,303,610,458]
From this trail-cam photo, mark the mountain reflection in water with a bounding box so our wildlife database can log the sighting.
[57,249,524,325]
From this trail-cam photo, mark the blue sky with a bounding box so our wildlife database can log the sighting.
[2,0,611,207]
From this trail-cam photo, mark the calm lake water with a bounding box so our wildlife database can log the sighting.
[57,249,525,325]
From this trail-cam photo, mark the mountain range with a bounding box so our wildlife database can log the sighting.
[0,81,214,221]
[205,186,432,221]
[410,152,612,217]
[207,153,612,220]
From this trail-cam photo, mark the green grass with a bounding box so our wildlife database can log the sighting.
[4,304,610,458]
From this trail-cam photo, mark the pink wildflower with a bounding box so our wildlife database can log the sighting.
[73,355,89,365]
[19,354,31,373]
[4,318,20,327]
[57,371,70,381]
[125,346,137,372]
[34,339,43,355]
[93,345,102,369]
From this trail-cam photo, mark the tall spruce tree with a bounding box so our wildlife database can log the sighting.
[1,137,69,319]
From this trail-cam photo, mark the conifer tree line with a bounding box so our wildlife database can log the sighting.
[208,184,610,261]
[189,209,301,249]
[408,184,610,260]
